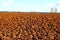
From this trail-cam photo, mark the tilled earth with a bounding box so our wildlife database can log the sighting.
[0,13,60,40]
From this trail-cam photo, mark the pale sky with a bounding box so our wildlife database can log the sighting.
[0,0,60,12]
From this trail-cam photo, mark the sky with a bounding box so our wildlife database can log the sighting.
[0,0,60,12]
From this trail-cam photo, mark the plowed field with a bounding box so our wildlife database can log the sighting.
[0,12,60,40]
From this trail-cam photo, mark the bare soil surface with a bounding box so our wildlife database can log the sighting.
[0,12,60,40]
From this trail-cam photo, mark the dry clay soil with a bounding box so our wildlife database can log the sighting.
[0,13,60,40]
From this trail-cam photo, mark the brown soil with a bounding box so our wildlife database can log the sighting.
[0,12,60,40]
